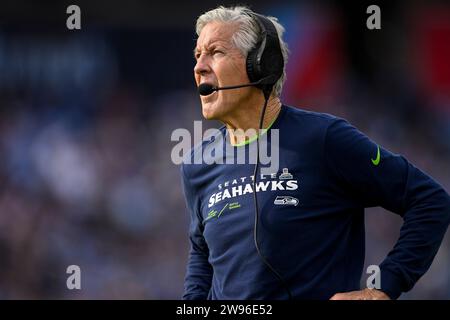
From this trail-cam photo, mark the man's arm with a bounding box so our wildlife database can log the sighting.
[181,165,213,300]
[324,119,450,299]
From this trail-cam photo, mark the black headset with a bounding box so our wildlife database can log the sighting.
[245,11,293,299]
[245,11,284,95]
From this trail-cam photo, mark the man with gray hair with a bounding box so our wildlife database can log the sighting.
[181,5,450,300]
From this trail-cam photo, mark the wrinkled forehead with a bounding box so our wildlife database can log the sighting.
[196,21,238,50]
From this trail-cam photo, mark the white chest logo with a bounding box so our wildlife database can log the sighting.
[274,196,299,206]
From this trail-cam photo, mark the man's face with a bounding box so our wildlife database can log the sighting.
[194,22,255,120]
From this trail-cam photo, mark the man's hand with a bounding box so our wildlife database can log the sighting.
[330,288,390,300]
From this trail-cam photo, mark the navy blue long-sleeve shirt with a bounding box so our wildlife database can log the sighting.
[181,104,450,300]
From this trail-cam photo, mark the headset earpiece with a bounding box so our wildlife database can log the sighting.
[245,12,284,94]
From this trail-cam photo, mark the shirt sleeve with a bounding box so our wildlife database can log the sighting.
[181,164,213,300]
[324,118,450,299]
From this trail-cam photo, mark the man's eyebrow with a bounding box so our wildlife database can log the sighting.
[192,43,212,58]
[193,40,228,58]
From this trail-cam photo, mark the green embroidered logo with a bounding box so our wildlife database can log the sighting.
[371,145,381,166]
[204,202,241,222]
[204,203,228,222]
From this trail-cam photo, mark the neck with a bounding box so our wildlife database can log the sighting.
[223,94,282,146]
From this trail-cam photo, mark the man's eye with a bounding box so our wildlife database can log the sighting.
[213,50,224,56]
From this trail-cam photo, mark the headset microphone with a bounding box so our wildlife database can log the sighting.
[197,76,275,96]
[198,82,256,96]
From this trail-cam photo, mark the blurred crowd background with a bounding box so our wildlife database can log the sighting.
[0,0,449,299]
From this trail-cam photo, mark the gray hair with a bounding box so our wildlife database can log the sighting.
[196,6,289,97]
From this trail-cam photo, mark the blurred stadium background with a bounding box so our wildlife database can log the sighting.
[0,0,449,299]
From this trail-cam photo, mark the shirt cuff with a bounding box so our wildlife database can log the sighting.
[379,266,404,300]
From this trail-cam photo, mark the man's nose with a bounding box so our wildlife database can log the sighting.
[194,55,211,76]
